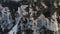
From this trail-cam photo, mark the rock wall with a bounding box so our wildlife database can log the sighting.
[0,0,60,34]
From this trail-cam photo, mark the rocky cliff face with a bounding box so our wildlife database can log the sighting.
[0,0,60,34]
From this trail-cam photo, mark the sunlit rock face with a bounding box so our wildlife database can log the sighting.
[0,6,16,33]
